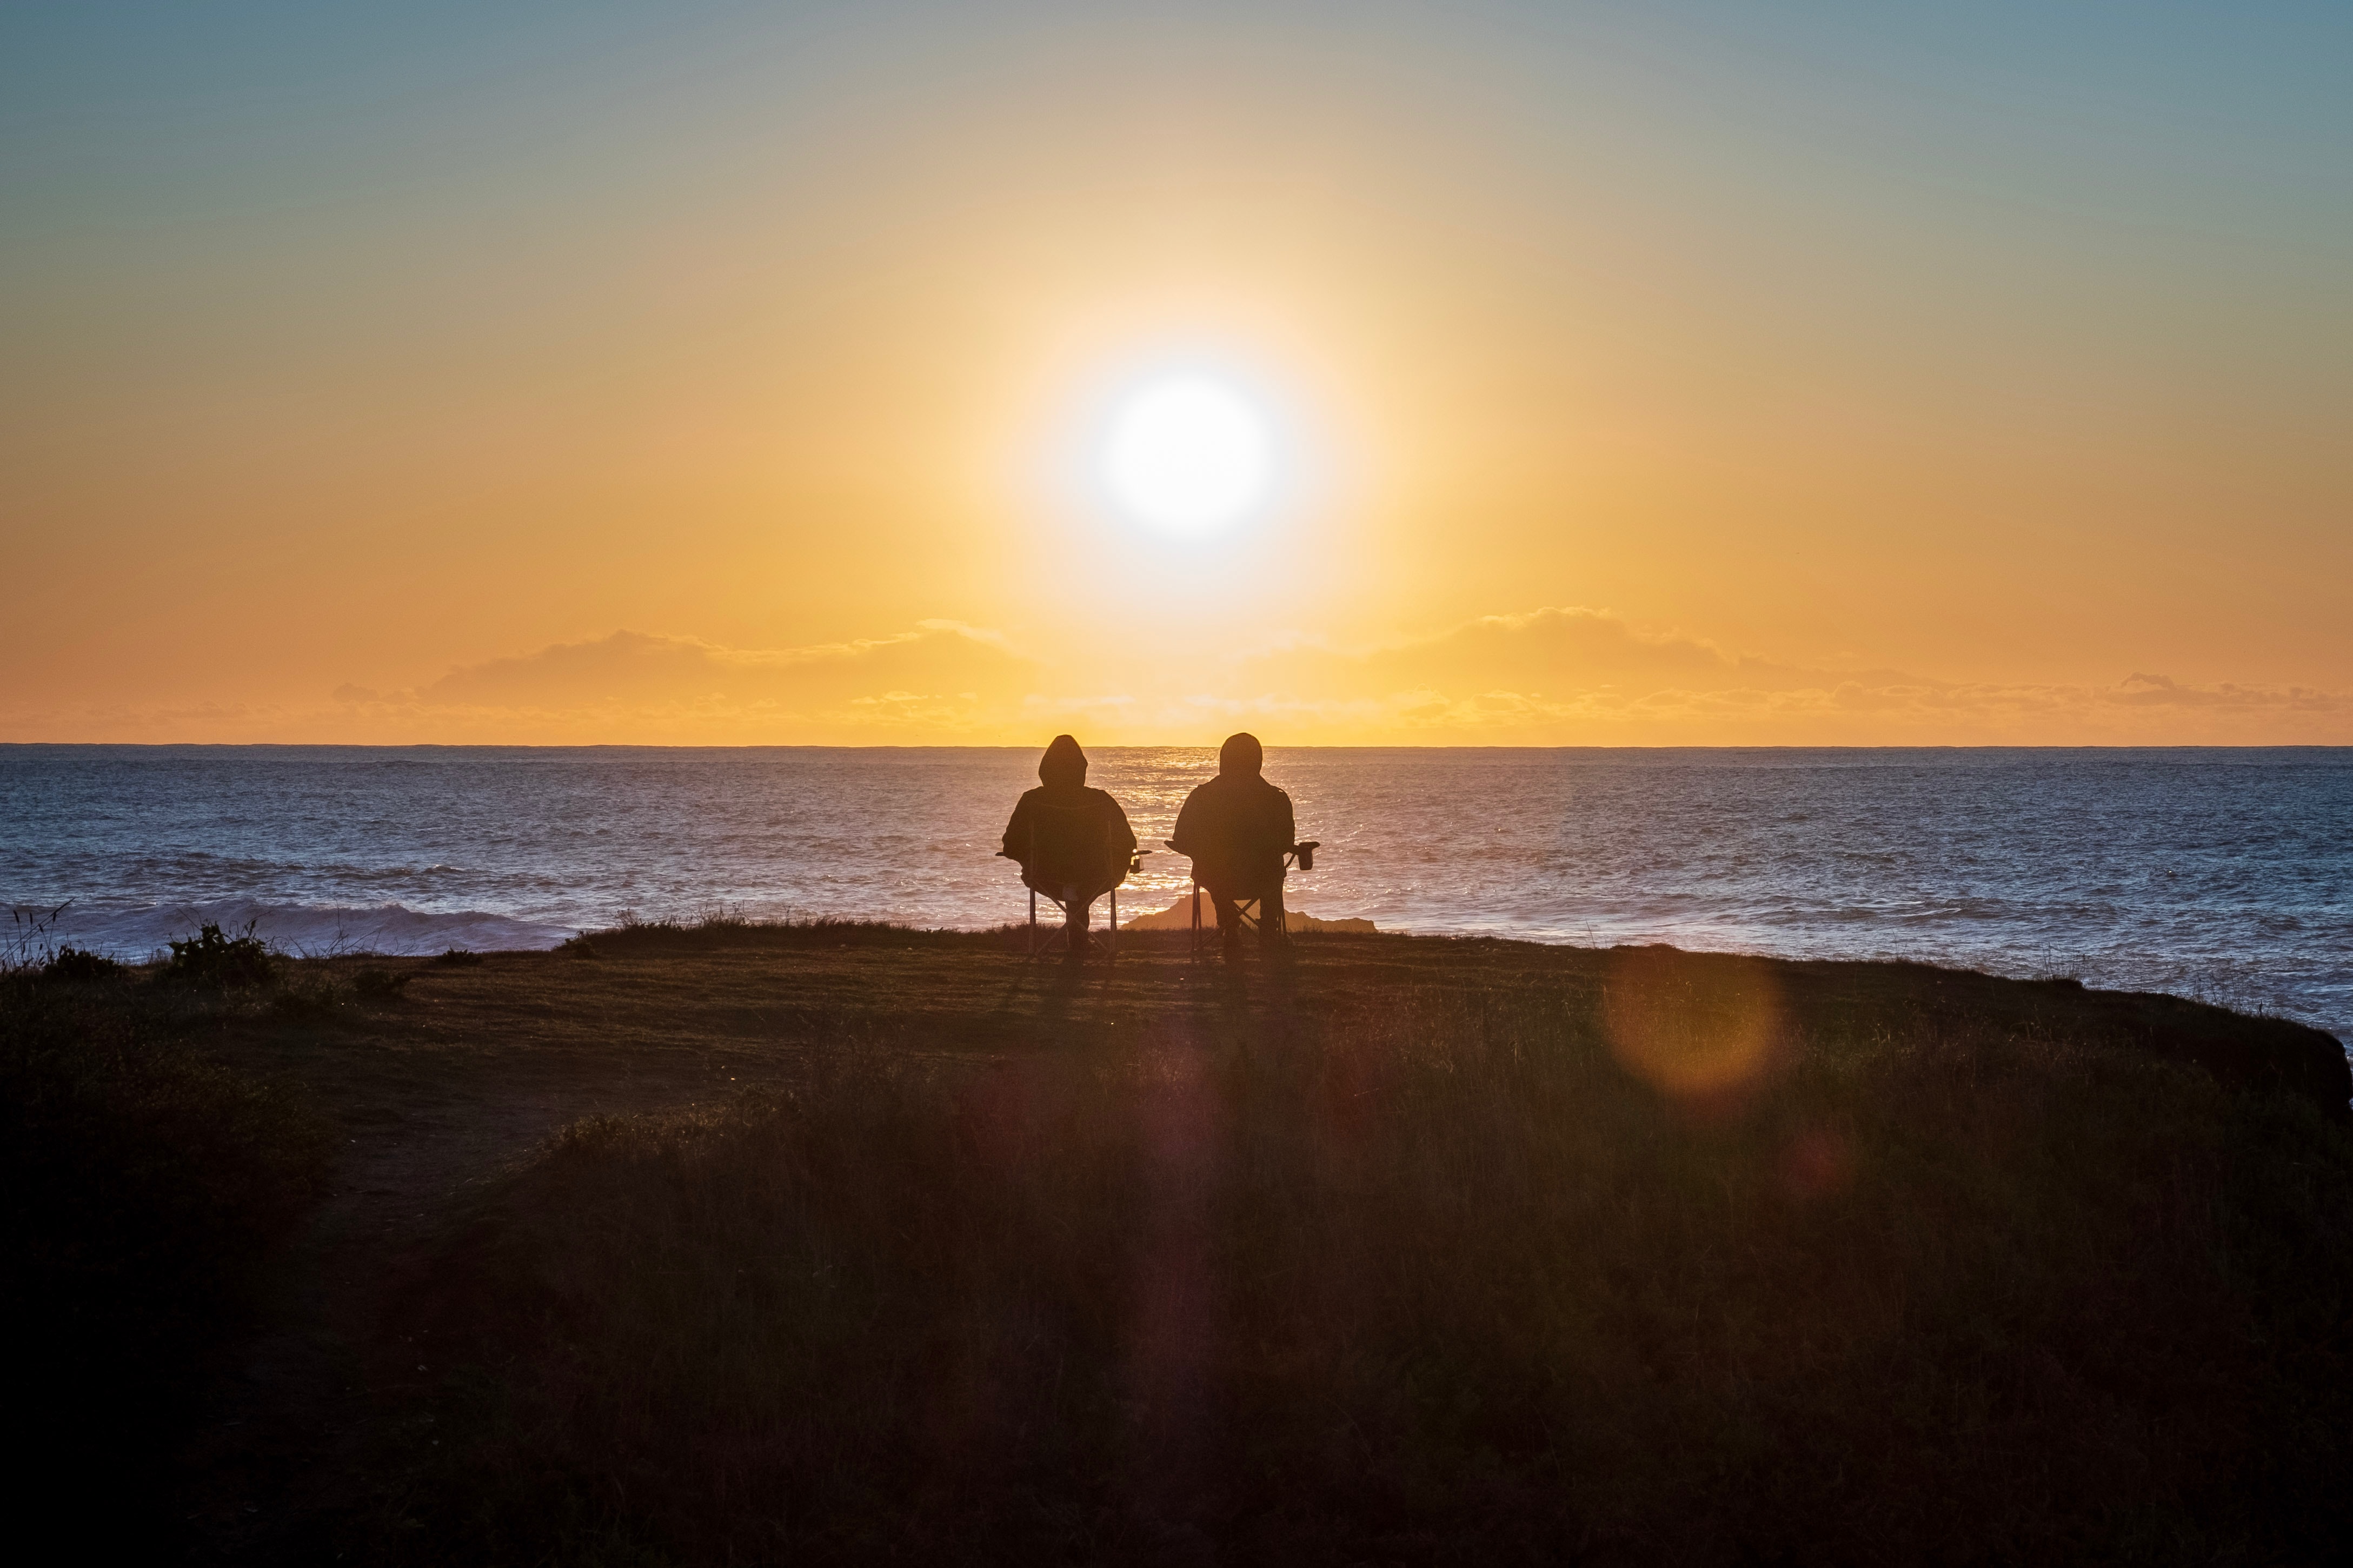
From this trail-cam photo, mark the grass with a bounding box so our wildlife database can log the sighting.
[9,918,2348,1563]
[340,925,2350,1565]
[2,960,330,1546]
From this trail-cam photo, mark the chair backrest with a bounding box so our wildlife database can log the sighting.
[1025,802,1115,889]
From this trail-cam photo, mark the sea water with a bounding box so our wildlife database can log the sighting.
[3,745,2347,1043]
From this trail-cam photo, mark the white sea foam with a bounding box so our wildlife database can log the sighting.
[46,899,575,960]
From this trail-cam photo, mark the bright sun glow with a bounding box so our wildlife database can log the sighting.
[1098,375,1274,532]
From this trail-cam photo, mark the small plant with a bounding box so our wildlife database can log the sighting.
[559,933,599,958]
[45,946,128,984]
[353,968,413,1000]
[296,930,364,960]
[160,923,277,989]
[433,948,484,968]
[5,902,70,975]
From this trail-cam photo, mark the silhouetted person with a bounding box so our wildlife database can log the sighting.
[1170,732,1295,957]
[1001,735,1137,958]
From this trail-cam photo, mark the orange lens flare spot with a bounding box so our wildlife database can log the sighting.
[1601,948,1785,1101]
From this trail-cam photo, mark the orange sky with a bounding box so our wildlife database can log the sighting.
[4,3,2349,745]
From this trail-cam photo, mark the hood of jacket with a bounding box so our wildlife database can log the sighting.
[1039,733,1088,790]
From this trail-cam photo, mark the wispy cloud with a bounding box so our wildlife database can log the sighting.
[5,609,2344,744]
[319,623,1039,742]
[1218,608,2351,744]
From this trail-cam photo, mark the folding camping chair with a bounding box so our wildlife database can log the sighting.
[1164,838,1320,960]
[1000,803,1147,959]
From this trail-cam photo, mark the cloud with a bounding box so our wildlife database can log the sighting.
[1224,608,2350,744]
[4,608,2344,744]
[1242,607,1866,698]
[321,622,1042,742]
[417,623,1021,709]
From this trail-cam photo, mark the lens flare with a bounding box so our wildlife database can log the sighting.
[1098,375,1274,532]
[1602,948,1785,1105]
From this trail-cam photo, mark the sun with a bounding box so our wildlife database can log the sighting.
[1097,375,1275,533]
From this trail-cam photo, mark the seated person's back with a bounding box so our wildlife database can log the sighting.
[1170,732,1295,898]
[1002,734,1137,900]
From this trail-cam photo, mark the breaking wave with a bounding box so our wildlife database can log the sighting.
[38,900,576,960]
[3,744,2347,1040]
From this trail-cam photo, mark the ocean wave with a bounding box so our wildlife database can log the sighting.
[8,745,2347,1044]
[44,900,578,960]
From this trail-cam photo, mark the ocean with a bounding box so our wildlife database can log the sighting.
[4,745,2347,1043]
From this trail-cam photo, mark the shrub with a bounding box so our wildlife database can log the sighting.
[44,945,128,983]
[433,948,484,967]
[159,922,277,989]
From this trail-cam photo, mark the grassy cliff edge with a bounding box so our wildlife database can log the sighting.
[11,925,2351,1563]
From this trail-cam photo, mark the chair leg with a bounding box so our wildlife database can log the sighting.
[1259,885,1290,949]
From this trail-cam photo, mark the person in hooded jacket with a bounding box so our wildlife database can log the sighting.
[1000,735,1139,956]
[1169,732,1296,956]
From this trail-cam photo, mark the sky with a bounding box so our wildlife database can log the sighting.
[4,1,2349,745]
